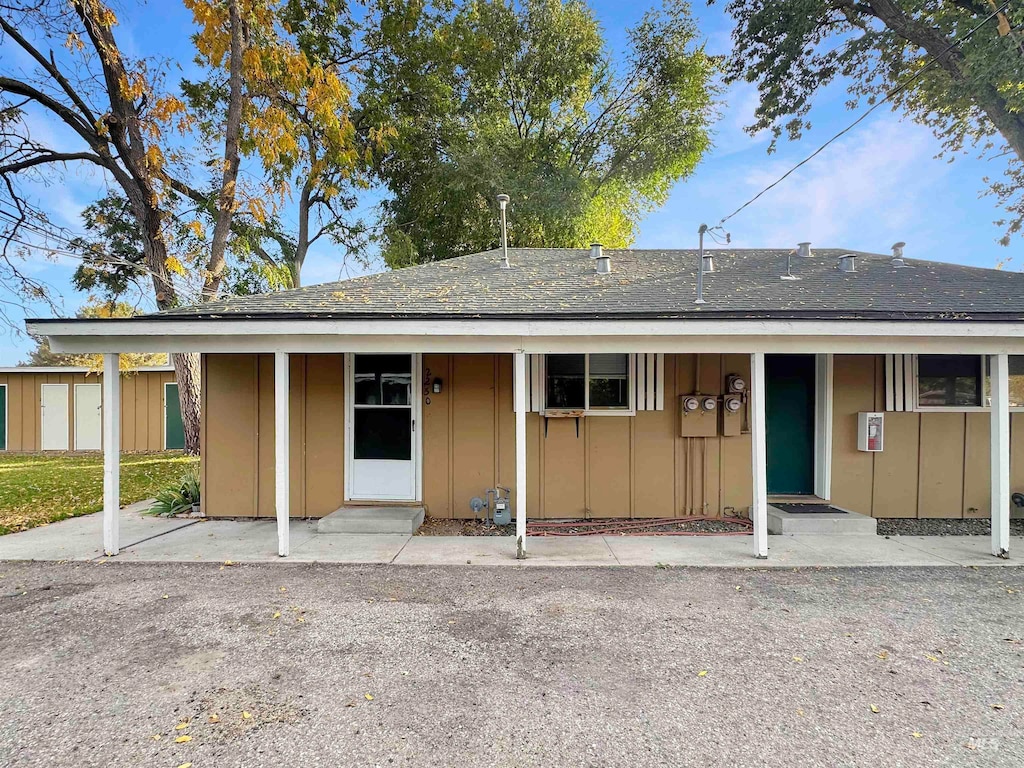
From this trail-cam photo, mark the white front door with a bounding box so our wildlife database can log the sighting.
[40,383,69,451]
[346,353,419,501]
[74,383,102,450]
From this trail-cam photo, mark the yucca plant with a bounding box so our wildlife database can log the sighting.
[148,466,201,516]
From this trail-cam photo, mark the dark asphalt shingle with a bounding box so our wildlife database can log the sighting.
[153,247,1024,320]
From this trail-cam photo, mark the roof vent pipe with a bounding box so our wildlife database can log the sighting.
[890,241,910,268]
[838,253,857,273]
[591,243,611,274]
[797,241,813,258]
[497,193,511,269]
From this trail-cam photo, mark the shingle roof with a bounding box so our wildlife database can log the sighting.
[156,247,1024,321]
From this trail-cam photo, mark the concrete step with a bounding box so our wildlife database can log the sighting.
[318,506,425,535]
[767,504,877,536]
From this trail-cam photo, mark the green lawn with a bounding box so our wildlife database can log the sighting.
[0,453,199,535]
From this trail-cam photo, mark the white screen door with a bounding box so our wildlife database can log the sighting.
[40,383,69,451]
[347,353,419,501]
[74,383,102,450]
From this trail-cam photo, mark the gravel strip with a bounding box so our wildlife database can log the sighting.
[877,518,1024,537]
[0,561,1021,767]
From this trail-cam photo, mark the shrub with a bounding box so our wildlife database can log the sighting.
[148,466,201,516]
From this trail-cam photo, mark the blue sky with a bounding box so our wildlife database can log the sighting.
[1,0,1020,364]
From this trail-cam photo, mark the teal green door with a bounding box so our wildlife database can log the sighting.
[766,355,815,494]
[164,383,185,450]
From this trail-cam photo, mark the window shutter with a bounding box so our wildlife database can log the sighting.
[527,354,544,413]
[634,353,665,411]
[884,354,914,411]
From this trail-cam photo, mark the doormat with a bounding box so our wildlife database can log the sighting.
[773,503,847,515]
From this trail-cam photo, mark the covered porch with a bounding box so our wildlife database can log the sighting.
[28,315,1022,563]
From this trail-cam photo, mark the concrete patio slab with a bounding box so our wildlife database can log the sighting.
[887,535,1017,567]
[0,500,197,561]
[604,534,772,566]
[1,506,1021,567]
[771,534,955,567]
[392,534,619,565]
[114,519,317,562]
[291,531,411,563]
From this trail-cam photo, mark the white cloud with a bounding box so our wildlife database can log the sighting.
[727,117,947,252]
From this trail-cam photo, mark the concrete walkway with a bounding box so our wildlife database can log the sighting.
[0,504,1021,567]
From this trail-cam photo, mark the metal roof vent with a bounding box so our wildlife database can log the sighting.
[797,241,813,258]
[890,241,911,268]
[591,243,611,274]
[702,254,716,273]
[838,253,857,273]
[780,251,801,281]
[497,193,511,268]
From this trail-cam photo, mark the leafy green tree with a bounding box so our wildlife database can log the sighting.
[720,0,1024,242]
[362,0,718,266]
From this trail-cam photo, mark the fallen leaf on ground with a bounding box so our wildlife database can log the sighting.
[151,734,161,741]
[912,732,923,739]
[242,711,252,720]
[365,693,374,701]
[271,611,281,620]
[161,595,169,600]
[177,763,193,768]
[870,705,879,713]
[174,735,192,743]
[992,703,1005,710]
[877,651,889,660]
[174,723,188,730]
[208,714,220,723]
[792,656,803,662]
[697,670,707,677]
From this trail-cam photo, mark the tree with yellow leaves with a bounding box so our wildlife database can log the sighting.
[0,0,378,451]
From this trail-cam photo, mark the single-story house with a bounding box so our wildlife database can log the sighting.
[26,244,1024,560]
[0,365,181,451]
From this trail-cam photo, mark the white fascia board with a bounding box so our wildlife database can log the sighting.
[0,365,174,374]
[27,316,1024,340]
[41,332,1024,356]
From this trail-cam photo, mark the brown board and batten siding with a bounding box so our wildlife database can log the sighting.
[201,352,755,520]
[0,368,174,452]
[202,351,1024,521]
[828,354,1024,519]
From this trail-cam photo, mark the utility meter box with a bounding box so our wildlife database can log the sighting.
[679,394,719,437]
[857,412,884,452]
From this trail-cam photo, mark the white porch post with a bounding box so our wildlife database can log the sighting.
[102,353,120,556]
[275,351,290,557]
[990,353,1011,558]
[750,352,768,558]
[514,350,527,559]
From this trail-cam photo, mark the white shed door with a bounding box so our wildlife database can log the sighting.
[75,383,102,450]
[40,383,69,451]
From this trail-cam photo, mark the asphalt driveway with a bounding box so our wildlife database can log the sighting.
[0,562,1021,767]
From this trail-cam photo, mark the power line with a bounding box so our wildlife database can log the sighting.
[715,2,1012,230]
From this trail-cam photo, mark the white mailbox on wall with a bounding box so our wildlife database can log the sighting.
[858,412,884,452]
